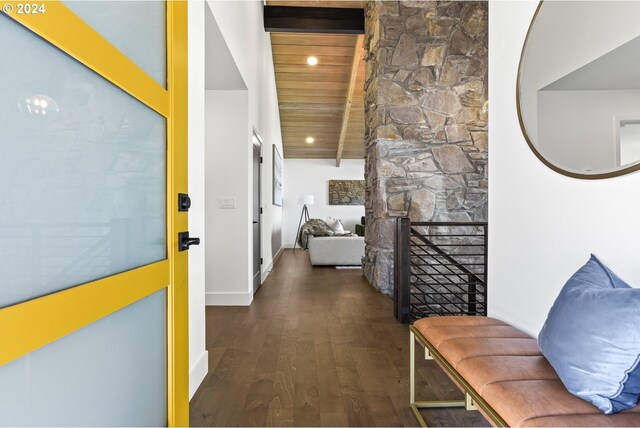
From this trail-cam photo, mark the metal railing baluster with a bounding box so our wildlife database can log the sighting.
[394,218,488,323]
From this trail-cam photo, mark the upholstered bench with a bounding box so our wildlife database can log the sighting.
[410,316,640,427]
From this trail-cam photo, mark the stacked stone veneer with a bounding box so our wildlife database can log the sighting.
[363,1,488,295]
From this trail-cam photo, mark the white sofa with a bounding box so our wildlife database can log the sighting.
[307,235,365,266]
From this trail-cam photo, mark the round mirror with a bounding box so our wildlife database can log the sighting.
[518,1,640,179]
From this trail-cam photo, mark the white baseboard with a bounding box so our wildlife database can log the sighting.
[261,246,284,282]
[206,247,284,306]
[205,291,253,306]
[189,350,208,400]
[261,254,274,282]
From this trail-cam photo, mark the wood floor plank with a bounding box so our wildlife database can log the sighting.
[240,346,280,426]
[315,334,345,413]
[268,313,299,415]
[319,411,349,427]
[292,317,321,426]
[342,393,376,427]
[189,250,490,427]
[365,393,404,427]
[350,347,396,395]
[266,407,294,427]
[270,345,296,411]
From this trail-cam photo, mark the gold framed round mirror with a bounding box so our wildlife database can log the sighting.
[517,1,640,179]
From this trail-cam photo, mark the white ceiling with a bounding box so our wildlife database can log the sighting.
[543,35,640,91]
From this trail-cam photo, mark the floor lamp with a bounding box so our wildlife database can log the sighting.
[294,195,314,252]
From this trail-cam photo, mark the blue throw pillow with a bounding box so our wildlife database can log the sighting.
[538,254,640,414]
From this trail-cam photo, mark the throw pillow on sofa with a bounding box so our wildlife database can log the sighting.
[538,254,640,414]
[325,216,345,234]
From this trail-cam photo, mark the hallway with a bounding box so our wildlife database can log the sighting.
[189,250,488,427]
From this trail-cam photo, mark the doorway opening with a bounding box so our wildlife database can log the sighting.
[252,131,263,295]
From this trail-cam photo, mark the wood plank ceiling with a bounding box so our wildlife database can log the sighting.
[268,1,365,163]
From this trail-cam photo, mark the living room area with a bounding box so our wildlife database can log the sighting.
[283,159,366,267]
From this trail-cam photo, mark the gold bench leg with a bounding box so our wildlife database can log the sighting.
[410,330,465,427]
[410,330,415,404]
[465,392,478,411]
[425,347,433,360]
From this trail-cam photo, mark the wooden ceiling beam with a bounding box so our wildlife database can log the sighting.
[264,6,364,34]
[336,35,364,167]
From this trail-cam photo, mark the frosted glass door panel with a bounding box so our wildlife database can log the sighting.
[0,290,167,427]
[63,0,166,87]
[0,15,166,308]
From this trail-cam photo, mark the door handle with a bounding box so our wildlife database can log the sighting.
[253,221,258,224]
[178,231,200,251]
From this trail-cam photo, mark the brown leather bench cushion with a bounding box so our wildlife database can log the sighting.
[413,316,640,427]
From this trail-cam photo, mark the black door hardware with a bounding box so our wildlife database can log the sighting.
[178,231,200,251]
[178,193,191,212]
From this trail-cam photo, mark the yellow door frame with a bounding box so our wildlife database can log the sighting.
[167,2,189,425]
[0,1,189,426]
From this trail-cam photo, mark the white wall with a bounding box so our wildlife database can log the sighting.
[204,90,251,305]
[187,0,207,400]
[488,1,640,336]
[203,0,284,305]
[538,89,640,172]
[283,159,365,247]
[187,0,284,396]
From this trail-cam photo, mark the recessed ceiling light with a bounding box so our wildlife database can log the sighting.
[307,56,318,66]
[306,137,315,144]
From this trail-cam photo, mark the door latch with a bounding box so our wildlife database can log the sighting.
[178,231,200,251]
[178,193,191,212]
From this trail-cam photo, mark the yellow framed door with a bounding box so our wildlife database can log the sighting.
[0,1,188,425]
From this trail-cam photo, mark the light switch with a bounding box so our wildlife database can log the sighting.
[219,197,236,209]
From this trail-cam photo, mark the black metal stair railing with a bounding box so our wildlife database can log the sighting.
[394,218,488,324]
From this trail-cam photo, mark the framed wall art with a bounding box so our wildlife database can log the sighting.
[328,180,365,205]
[272,145,283,207]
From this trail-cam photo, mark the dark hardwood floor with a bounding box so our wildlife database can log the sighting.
[189,249,489,427]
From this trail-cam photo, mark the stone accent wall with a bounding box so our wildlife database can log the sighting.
[363,1,488,295]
